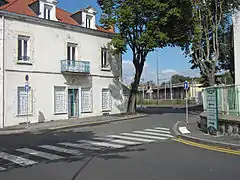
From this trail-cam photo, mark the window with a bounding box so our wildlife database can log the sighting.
[44,5,52,20]
[67,43,76,61]
[17,87,32,115]
[102,89,112,111]
[101,48,110,69]
[86,15,92,28]
[81,88,92,113]
[54,87,67,114]
[18,35,30,62]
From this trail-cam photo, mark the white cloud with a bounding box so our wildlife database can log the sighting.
[122,60,200,85]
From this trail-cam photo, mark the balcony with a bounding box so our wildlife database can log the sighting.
[61,60,90,74]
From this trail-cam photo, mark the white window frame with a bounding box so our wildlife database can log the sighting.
[67,43,77,61]
[81,88,92,113]
[102,88,112,111]
[54,86,67,114]
[17,86,33,116]
[44,4,52,20]
[101,48,110,70]
[18,35,30,63]
[86,15,92,28]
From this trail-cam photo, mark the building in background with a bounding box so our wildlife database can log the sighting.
[0,0,126,128]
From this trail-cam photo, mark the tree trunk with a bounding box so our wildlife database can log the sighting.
[127,61,143,113]
[208,70,215,87]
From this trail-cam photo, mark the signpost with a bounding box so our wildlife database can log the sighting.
[25,75,29,128]
[184,81,189,124]
[206,88,218,134]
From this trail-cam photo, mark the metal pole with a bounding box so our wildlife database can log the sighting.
[156,50,159,104]
[186,89,188,124]
[26,90,29,128]
[170,79,173,100]
[165,80,166,100]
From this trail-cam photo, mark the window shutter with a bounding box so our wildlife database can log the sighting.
[18,39,22,59]
[81,88,92,112]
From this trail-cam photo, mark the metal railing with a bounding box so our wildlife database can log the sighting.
[61,60,90,73]
[202,85,240,116]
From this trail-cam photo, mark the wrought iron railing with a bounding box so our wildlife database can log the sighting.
[61,60,90,73]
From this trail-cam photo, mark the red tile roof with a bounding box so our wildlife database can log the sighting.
[0,0,114,33]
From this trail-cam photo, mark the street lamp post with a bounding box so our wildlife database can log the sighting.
[156,50,160,104]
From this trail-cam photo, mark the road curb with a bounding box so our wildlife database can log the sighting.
[172,121,240,151]
[0,114,148,135]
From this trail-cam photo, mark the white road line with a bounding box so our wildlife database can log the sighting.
[39,145,82,156]
[121,133,167,140]
[155,127,170,131]
[134,131,173,138]
[0,151,37,166]
[179,127,191,134]
[107,135,156,143]
[144,129,171,134]
[58,142,102,150]
[94,137,141,145]
[0,166,6,171]
[16,148,63,160]
[77,140,125,149]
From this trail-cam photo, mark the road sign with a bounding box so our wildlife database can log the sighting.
[206,88,218,134]
[24,84,30,92]
[25,74,29,81]
[184,81,189,90]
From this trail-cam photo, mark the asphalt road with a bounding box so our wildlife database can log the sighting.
[0,107,239,180]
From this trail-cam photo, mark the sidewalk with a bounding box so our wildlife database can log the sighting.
[173,113,240,150]
[0,113,147,135]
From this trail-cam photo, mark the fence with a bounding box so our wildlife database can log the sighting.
[202,85,240,116]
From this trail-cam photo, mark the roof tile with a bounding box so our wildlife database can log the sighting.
[0,0,114,33]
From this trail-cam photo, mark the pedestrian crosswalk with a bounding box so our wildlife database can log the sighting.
[0,126,173,171]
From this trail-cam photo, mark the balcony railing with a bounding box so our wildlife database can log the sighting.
[61,60,90,74]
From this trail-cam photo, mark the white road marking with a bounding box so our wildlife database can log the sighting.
[144,129,171,134]
[94,137,141,145]
[0,151,37,166]
[39,145,82,156]
[179,127,191,134]
[77,140,125,149]
[155,127,170,131]
[121,133,167,140]
[58,142,102,150]
[0,166,6,171]
[107,135,156,143]
[16,148,63,160]
[134,131,173,138]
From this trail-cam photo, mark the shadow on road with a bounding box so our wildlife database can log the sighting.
[137,105,203,115]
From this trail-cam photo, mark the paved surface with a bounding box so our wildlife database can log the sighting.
[0,107,239,180]
[175,111,240,149]
[0,113,146,135]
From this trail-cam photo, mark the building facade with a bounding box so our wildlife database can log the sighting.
[234,10,240,85]
[0,0,127,128]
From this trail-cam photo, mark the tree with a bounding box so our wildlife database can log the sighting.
[98,0,193,113]
[171,74,191,84]
[187,0,239,87]
[218,24,235,82]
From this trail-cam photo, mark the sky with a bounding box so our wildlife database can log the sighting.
[58,0,200,85]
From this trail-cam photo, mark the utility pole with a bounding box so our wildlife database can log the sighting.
[164,80,167,100]
[156,49,159,104]
[170,78,173,100]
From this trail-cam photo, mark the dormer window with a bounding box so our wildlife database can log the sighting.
[44,5,52,20]
[86,15,92,28]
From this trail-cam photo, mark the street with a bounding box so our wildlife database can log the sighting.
[0,107,239,180]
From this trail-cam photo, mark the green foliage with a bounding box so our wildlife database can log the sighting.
[98,0,193,57]
[98,0,194,112]
[185,0,240,86]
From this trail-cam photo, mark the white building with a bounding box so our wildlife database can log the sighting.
[234,11,240,85]
[0,0,127,128]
